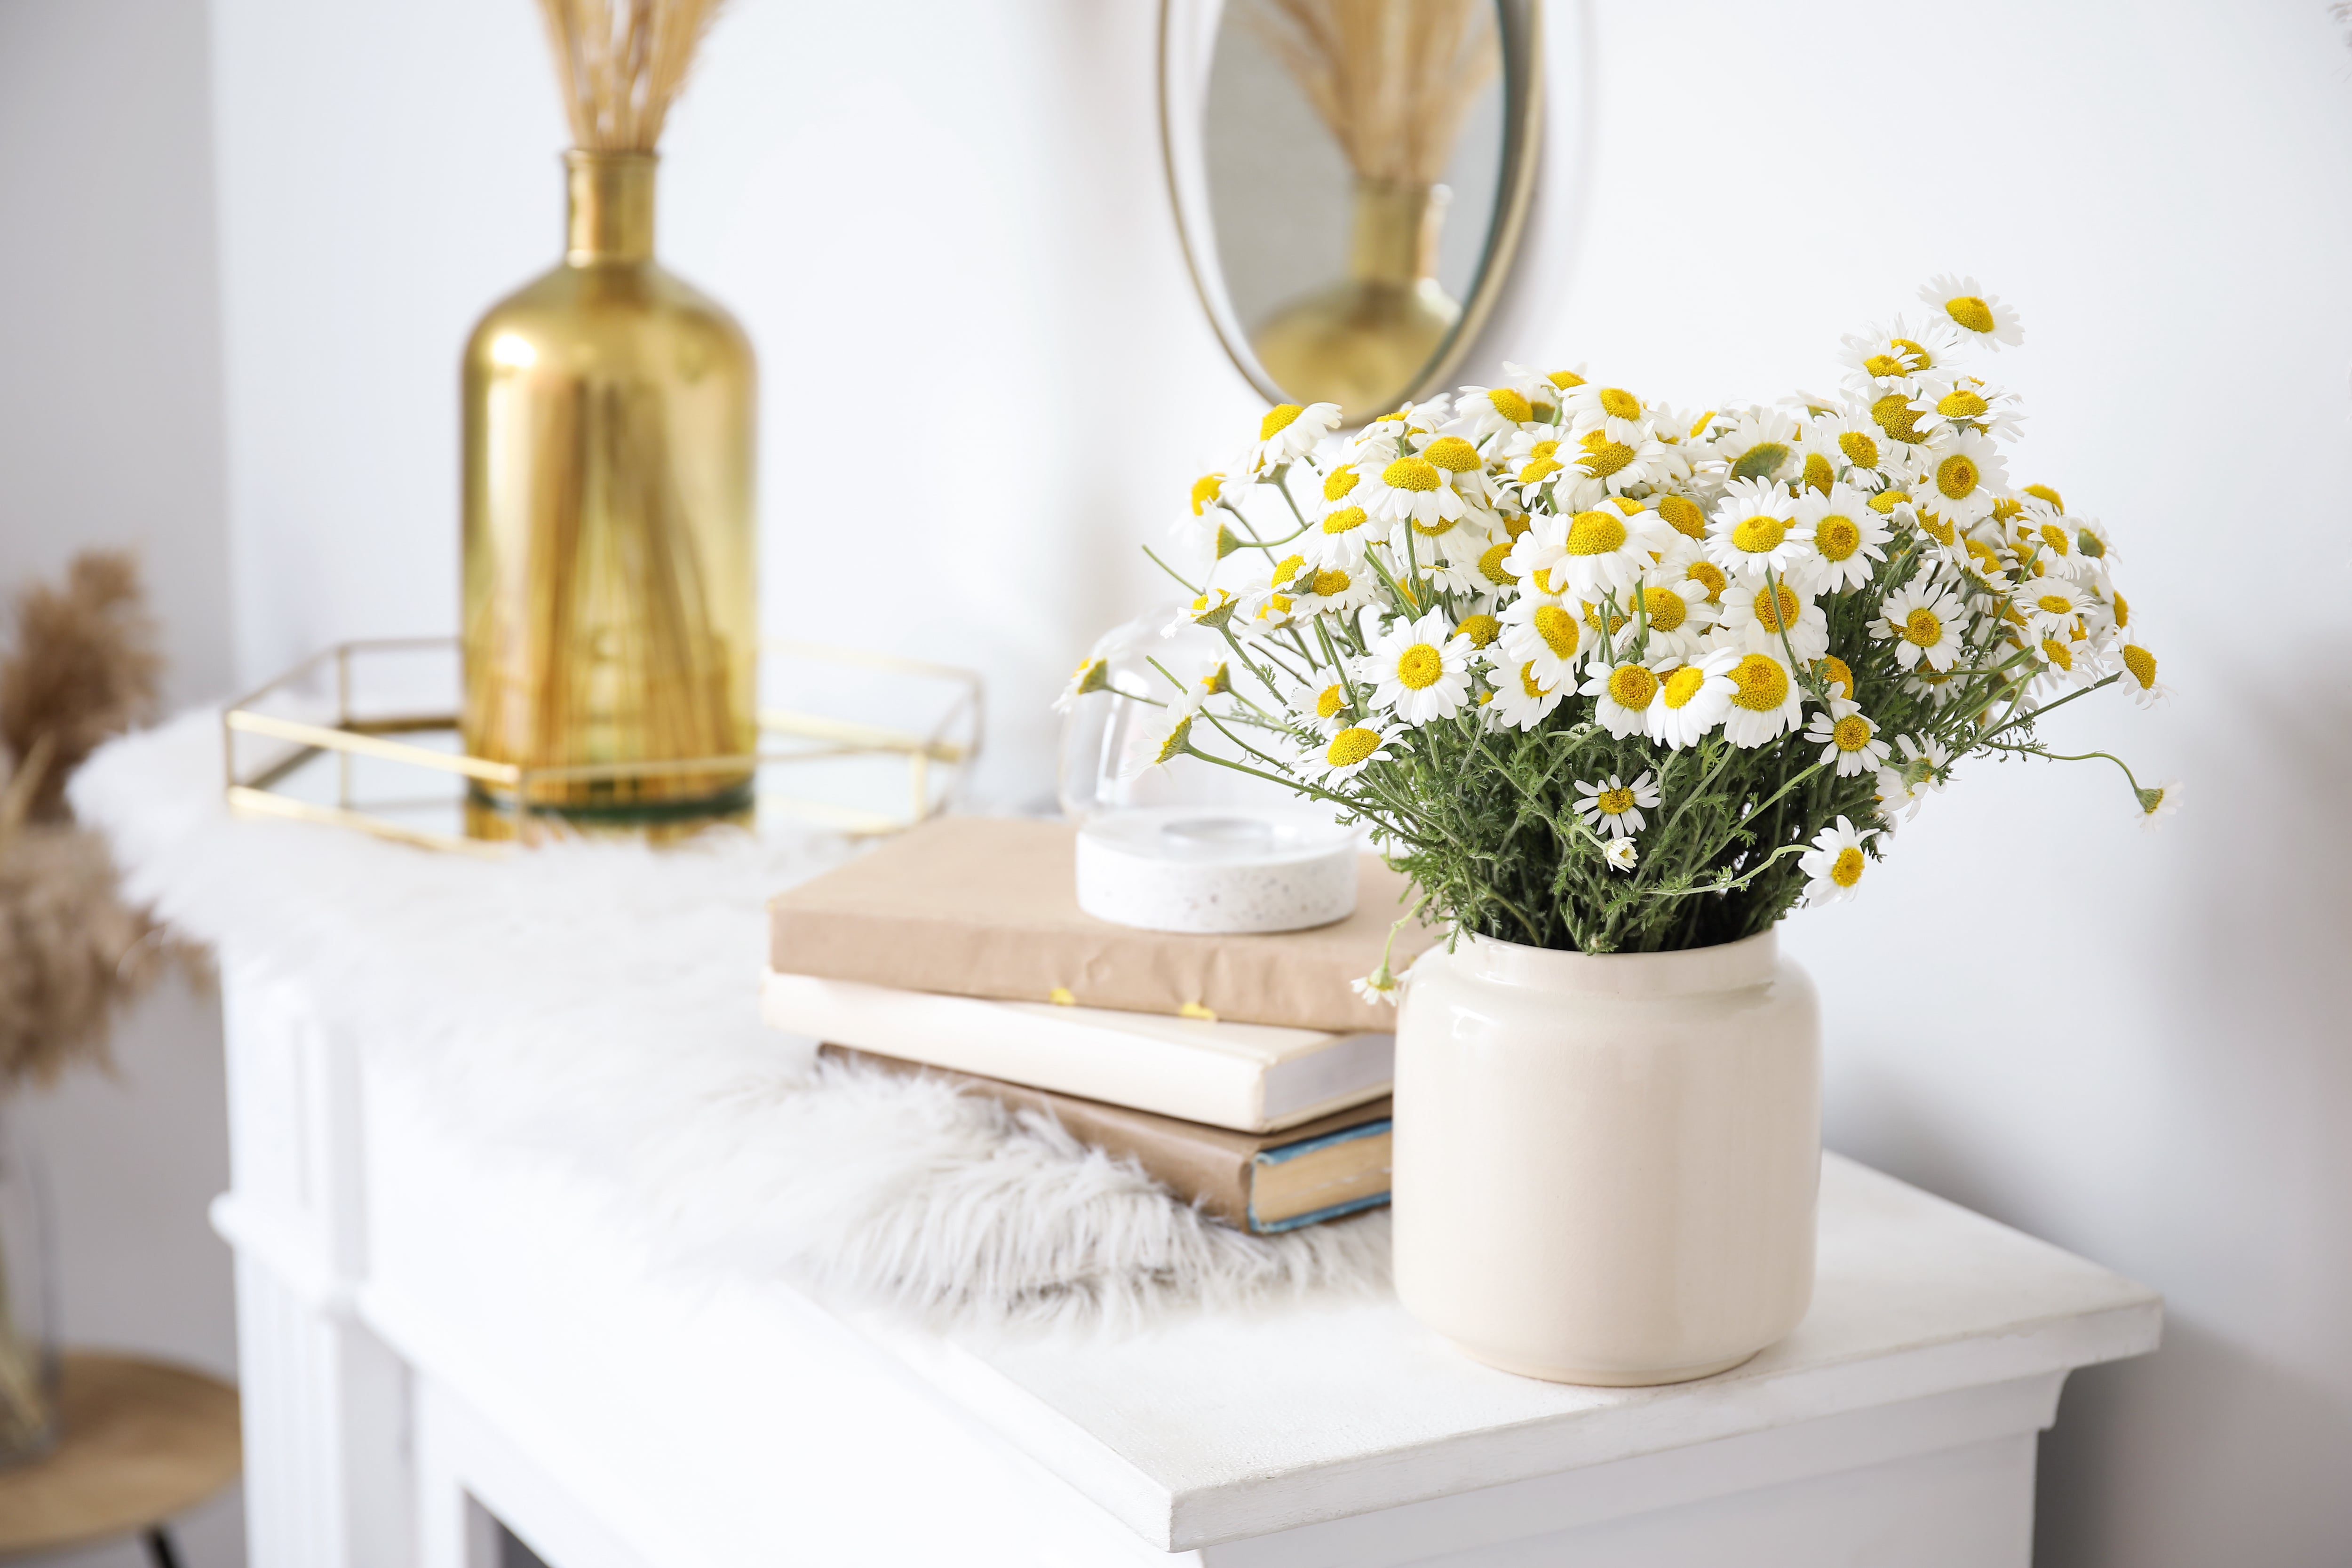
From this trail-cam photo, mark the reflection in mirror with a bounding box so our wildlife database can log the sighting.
[1165,0,1538,424]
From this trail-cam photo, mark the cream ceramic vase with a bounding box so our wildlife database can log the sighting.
[1392,928,1820,1386]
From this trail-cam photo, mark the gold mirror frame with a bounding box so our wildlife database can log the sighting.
[1160,0,1544,425]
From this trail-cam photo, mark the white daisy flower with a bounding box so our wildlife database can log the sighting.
[1804,698,1892,778]
[1862,385,1939,452]
[2136,778,2182,832]
[1916,376,2025,443]
[1560,382,1653,446]
[1837,316,1961,390]
[1351,964,1404,1006]
[1579,656,1669,740]
[1359,611,1474,724]
[1508,502,1665,601]
[1306,502,1376,568]
[1244,402,1341,474]
[1623,573,1719,661]
[1495,593,1584,683]
[1122,685,1204,777]
[1919,274,2023,349]
[1449,383,1540,446]
[1870,573,1968,672]
[1706,478,1817,583]
[2072,515,2119,569]
[1485,656,1568,732]
[1602,837,1639,873]
[1503,360,1587,421]
[2118,640,2168,708]
[1302,722,1399,786]
[1920,430,2007,526]
[2010,506,2095,582]
[1720,650,1806,748]
[1187,471,1228,519]
[1793,485,1891,593]
[2032,629,2108,692]
[1417,432,1509,510]
[2014,575,2091,640]
[1163,588,1240,636]
[1052,655,1112,716]
[1649,648,1740,749]
[1286,671,1357,737]
[1875,732,1953,819]
[1707,407,1802,485]
[1651,490,1715,547]
[1290,561,1380,618]
[1573,772,1661,840]
[1798,816,1876,906]
[1903,668,1964,708]
[1720,577,1830,663]
[1808,409,1897,490]
[1359,451,1470,533]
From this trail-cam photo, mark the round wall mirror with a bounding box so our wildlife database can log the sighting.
[1161,0,1542,424]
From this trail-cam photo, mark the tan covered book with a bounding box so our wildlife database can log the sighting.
[768,816,1438,1035]
[820,1044,1391,1234]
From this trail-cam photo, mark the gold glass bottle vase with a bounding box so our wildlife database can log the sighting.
[461,151,756,826]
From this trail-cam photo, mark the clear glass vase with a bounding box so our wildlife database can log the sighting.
[0,1106,58,1465]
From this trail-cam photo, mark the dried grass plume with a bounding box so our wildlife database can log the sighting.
[536,0,728,152]
[0,551,159,824]
[1247,0,1501,187]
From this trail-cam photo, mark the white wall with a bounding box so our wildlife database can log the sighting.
[0,1,242,1564]
[151,0,2352,1562]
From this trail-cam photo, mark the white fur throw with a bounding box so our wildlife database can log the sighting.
[74,713,1389,1330]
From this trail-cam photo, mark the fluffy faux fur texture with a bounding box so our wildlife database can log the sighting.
[75,712,1390,1331]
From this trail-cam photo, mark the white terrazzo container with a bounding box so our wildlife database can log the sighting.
[1075,807,1360,934]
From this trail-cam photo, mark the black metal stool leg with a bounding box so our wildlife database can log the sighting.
[142,1526,185,1568]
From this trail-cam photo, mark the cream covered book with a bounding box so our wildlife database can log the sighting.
[761,970,1393,1133]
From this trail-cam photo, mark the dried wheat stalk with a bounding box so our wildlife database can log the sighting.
[536,0,727,152]
[0,552,159,824]
[1248,0,1501,188]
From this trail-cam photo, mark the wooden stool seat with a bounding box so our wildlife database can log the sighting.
[0,1353,239,1559]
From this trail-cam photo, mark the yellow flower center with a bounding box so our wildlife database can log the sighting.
[1322,505,1368,534]
[1578,439,1637,478]
[1837,430,1881,469]
[1815,654,1854,697]
[2039,523,2071,556]
[1660,665,1708,709]
[1658,494,1707,540]
[2122,644,2156,689]
[1316,684,1346,718]
[1518,661,1547,699]
[1326,727,1381,767]
[1382,457,1441,493]
[1311,568,1351,597]
[1752,582,1802,633]
[2035,592,2073,615]
[1595,786,1637,815]
[1190,474,1222,514]
[1802,453,1834,494]
[1830,845,1865,887]
[1685,560,1727,603]
[1731,653,1789,712]
[1688,409,1716,438]
[1324,465,1359,501]
[1993,497,2024,522]
[1638,587,1686,632]
[1816,515,1860,562]
[1890,336,1933,369]
[1902,607,1943,647]
[1566,510,1629,556]
[1519,458,1562,484]
[1944,295,1997,334]
[1423,436,1481,472]
[1260,404,1303,439]
[1862,353,1908,378]
[1730,441,1790,481]
[1478,542,1518,584]
[1532,566,1566,597]
[2114,592,2130,628]
[1487,387,1533,423]
[1730,514,1789,554]
[1548,370,1586,389]
[1503,512,1532,538]
[1938,389,1989,419]
[1583,602,1629,637]
[1458,613,1500,648]
[1607,665,1660,709]
[1396,644,1444,689]
[1915,509,1956,546]
[1936,453,1979,500]
[1533,604,1579,658]
[1871,393,1926,444]
[1412,513,1457,537]
[1831,714,1874,752]
[1868,489,1909,515]
[2041,637,2074,671]
[2023,483,2065,511]
[1598,387,1642,420]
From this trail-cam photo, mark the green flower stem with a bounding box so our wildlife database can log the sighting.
[1143,545,1202,596]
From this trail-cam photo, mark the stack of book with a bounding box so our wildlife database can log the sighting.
[762,816,1438,1234]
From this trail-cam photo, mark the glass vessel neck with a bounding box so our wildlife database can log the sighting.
[1349,178,1445,286]
[565,151,657,264]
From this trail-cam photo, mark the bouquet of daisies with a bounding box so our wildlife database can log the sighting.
[1061,279,2172,981]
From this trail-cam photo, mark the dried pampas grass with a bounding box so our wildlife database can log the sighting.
[1248,0,1500,188]
[537,0,727,153]
[0,551,177,1092]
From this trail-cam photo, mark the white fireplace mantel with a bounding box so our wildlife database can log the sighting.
[209,955,2160,1568]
